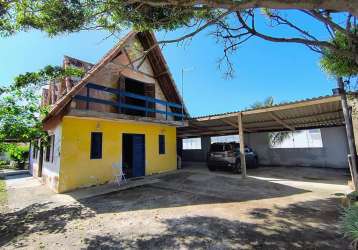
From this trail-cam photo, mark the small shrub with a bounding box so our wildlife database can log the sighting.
[342,204,358,248]
[348,191,358,201]
[0,160,8,166]
[6,144,29,169]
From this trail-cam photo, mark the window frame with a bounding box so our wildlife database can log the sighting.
[269,129,323,149]
[182,137,202,150]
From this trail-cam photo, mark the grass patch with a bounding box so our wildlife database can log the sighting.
[342,206,358,248]
[0,177,6,206]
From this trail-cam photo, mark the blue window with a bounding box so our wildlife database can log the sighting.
[159,135,165,154]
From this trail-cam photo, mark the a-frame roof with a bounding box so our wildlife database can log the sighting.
[43,31,188,122]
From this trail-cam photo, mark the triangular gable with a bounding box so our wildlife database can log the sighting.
[43,31,188,122]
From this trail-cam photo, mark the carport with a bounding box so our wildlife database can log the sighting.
[178,94,354,180]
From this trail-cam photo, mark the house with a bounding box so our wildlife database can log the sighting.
[29,31,188,193]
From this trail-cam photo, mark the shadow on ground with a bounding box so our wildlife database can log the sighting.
[83,197,349,250]
[246,166,350,185]
[0,202,95,247]
[80,172,310,214]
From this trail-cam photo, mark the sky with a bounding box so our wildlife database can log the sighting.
[0,11,338,117]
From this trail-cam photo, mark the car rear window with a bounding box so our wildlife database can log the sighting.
[210,144,231,152]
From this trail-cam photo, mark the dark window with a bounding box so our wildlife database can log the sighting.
[45,136,54,162]
[51,135,55,163]
[210,143,232,152]
[91,132,102,159]
[32,141,37,159]
[45,143,51,162]
[159,135,165,154]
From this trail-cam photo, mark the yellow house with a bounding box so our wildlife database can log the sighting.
[29,31,188,193]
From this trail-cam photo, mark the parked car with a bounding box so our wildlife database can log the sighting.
[207,142,258,173]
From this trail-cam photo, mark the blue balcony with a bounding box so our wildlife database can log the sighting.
[73,83,185,121]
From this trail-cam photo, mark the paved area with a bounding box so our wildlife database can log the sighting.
[0,165,353,249]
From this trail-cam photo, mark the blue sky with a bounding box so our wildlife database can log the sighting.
[0,12,337,117]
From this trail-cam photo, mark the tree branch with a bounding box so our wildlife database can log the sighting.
[131,0,358,17]
[235,11,358,64]
[127,10,232,67]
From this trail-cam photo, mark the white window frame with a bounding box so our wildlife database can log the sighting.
[269,129,323,149]
[183,138,202,150]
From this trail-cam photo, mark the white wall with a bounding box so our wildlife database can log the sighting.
[182,126,349,169]
[41,124,62,191]
[246,126,349,169]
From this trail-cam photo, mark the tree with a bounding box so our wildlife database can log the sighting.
[320,29,358,77]
[13,65,84,89]
[0,65,83,143]
[0,1,357,77]
[249,97,291,146]
[0,85,46,143]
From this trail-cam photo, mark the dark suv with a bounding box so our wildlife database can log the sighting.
[207,142,258,173]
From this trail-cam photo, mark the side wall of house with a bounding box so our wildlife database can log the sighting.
[58,116,177,193]
[29,124,62,192]
[41,125,62,192]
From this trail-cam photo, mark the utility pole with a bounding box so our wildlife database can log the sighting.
[338,77,358,190]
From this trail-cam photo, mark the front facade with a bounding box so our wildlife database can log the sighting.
[30,31,186,193]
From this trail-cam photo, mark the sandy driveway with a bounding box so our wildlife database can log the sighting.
[0,166,352,249]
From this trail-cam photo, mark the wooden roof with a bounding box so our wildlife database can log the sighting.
[178,95,344,138]
[43,31,187,123]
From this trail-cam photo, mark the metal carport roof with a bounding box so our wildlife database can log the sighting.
[178,95,344,138]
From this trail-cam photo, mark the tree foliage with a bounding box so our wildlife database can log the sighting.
[0,1,357,79]
[250,96,274,109]
[320,29,358,77]
[249,97,291,145]
[13,65,84,89]
[1,143,29,167]
[0,85,46,143]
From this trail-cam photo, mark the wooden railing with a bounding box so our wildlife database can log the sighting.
[73,83,185,120]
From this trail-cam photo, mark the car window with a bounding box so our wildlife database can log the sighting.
[210,144,224,152]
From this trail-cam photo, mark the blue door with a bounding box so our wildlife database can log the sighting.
[132,134,145,177]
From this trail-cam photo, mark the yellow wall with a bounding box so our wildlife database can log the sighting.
[58,116,177,193]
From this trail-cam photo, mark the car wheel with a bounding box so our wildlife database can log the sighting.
[252,157,259,168]
[233,161,241,174]
[208,165,216,171]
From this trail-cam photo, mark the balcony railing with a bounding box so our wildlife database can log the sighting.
[73,83,185,120]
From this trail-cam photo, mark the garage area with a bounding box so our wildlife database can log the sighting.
[178,95,352,180]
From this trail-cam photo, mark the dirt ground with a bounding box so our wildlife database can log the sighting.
[0,165,353,249]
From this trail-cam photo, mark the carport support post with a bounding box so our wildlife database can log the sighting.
[338,77,358,190]
[238,112,247,178]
